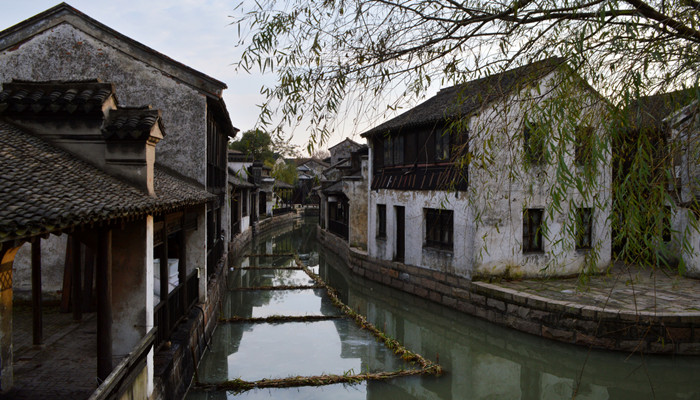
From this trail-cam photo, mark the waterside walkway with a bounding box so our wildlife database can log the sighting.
[472,262,700,353]
[6,305,97,399]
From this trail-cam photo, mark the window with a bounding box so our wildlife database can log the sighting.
[435,129,450,161]
[377,204,387,238]
[523,208,544,253]
[393,135,404,166]
[242,190,248,216]
[383,137,392,167]
[524,121,545,165]
[424,208,453,250]
[575,126,594,166]
[576,208,593,250]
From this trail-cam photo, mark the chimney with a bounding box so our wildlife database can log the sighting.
[101,108,164,196]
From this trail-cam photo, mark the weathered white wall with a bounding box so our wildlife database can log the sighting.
[671,208,700,277]
[111,217,153,361]
[467,71,611,278]
[368,188,475,278]
[12,235,66,301]
[367,70,612,279]
[343,156,369,250]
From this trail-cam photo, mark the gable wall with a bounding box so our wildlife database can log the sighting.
[0,23,207,185]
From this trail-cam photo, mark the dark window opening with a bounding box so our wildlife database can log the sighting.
[576,207,593,250]
[523,208,544,253]
[393,135,404,166]
[435,129,450,161]
[575,126,594,166]
[524,121,545,165]
[377,204,387,238]
[662,206,672,243]
[242,190,248,216]
[424,208,453,250]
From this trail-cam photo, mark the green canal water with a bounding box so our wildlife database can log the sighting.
[187,218,700,399]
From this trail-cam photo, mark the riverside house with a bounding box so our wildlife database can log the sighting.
[363,58,612,280]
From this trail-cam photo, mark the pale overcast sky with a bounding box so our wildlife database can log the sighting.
[0,1,354,152]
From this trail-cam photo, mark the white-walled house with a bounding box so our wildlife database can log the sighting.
[363,59,612,280]
[666,99,700,277]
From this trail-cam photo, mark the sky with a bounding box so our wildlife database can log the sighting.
[0,1,361,153]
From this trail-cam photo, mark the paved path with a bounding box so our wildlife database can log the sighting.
[5,305,97,400]
[489,262,700,317]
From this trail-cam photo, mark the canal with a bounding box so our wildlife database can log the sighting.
[187,218,700,399]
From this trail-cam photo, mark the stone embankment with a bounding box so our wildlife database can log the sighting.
[317,227,700,355]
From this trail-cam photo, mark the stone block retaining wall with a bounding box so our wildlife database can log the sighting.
[318,227,700,355]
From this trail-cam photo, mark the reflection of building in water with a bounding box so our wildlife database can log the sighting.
[318,245,698,399]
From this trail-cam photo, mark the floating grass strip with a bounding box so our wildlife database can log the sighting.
[244,253,295,257]
[239,266,304,270]
[235,285,323,291]
[219,315,344,324]
[195,369,433,393]
[293,254,443,375]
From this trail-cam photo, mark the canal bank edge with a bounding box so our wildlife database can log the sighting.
[152,211,302,399]
[317,226,700,355]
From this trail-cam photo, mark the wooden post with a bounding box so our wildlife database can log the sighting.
[60,236,73,313]
[159,234,169,339]
[96,228,112,380]
[31,238,42,345]
[71,237,82,321]
[83,246,95,312]
[179,231,187,313]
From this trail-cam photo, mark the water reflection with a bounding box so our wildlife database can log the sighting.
[189,218,700,399]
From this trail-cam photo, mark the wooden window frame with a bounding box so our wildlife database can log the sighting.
[576,207,593,250]
[523,208,544,253]
[424,208,454,251]
[435,129,450,162]
[377,204,387,238]
[383,137,393,167]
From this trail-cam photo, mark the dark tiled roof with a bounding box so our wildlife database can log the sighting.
[0,120,213,242]
[625,89,700,131]
[0,80,114,116]
[273,181,294,190]
[102,108,163,140]
[362,58,566,137]
[227,167,255,188]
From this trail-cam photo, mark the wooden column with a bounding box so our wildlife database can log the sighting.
[71,237,82,321]
[31,238,42,345]
[96,228,112,380]
[178,231,187,313]
[159,234,169,338]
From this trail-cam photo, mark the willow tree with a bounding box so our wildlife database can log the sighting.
[234,0,700,272]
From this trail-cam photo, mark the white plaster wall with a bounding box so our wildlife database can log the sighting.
[466,71,611,278]
[191,206,208,303]
[12,235,67,300]
[672,207,700,277]
[368,188,474,278]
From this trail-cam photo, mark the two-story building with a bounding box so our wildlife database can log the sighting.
[363,58,611,279]
[0,3,236,297]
